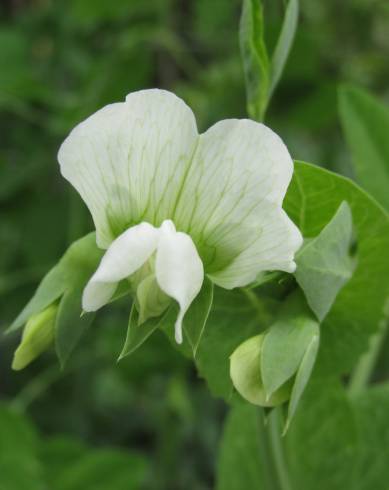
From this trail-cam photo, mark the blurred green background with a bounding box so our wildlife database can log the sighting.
[1,0,389,488]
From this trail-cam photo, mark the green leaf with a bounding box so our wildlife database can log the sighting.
[339,85,389,210]
[216,404,268,490]
[261,291,319,397]
[55,286,95,368]
[0,405,44,490]
[240,0,270,121]
[351,382,389,490]
[183,277,214,356]
[295,201,354,321]
[284,161,389,375]
[285,376,359,490]
[118,303,176,359]
[49,448,148,490]
[269,0,299,97]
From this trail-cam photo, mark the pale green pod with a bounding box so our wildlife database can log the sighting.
[12,304,57,371]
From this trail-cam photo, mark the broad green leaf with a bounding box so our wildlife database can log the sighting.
[284,161,389,375]
[183,277,214,356]
[118,303,176,359]
[269,0,299,97]
[49,448,148,490]
[339,85,389,210]
[295,201,354,321]
[0,405,44,490]
[351,382,389,490]
[285,376,359,490]
[55,286,95,368]
[261,291,319,397]
[40,436,88,487]
[216,404,268,490]
[230,334,293,407]
[240,0,270,121]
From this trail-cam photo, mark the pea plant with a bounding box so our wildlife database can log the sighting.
[8,1,389,489]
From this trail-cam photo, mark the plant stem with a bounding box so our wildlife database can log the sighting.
[268,408,293,490]
[348,319,388,397]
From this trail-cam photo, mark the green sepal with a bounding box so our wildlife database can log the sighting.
[182,277,214,357]
[55,286,95,368]
[260,291,320,398]
[118,303,177,360]
[10,233,104,368]
[8,264,66,333]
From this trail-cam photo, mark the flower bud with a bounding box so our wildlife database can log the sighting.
[12,304,57,371]
[230,334,293,407]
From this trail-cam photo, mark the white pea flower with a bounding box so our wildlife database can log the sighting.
[58,89,302,343]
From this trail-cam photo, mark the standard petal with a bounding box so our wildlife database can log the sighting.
[155,221,204,343]
[58,89,198,248]
[82,222,159,311]
[173,119,301,281]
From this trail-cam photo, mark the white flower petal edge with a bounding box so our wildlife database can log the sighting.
[82,223,159,311]
[155,221,204,344]
[82,220,204,343]
[58,90,198,248]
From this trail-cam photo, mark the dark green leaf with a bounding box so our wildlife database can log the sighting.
[352,382,389,490]
[195,288,274,400]
[339,85,389,210]
[285,376,359,490]
[0,405,44,490]
[216,403,268,490]
[50,448,148,490]
[295,201,354,321]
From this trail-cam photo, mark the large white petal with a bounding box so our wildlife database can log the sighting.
[155,221,204,344]
[58,90,198,248]
[173,119,301,283]
[82,222,159,311]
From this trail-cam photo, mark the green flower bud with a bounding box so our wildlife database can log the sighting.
[230,334,293,407]
[12,304,57,371]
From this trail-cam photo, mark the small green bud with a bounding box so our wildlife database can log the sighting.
[12,304,57,371]
[230,334,293,407]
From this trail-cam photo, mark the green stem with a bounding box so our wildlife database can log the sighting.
[349,319,388,397]
[268,408,293,490]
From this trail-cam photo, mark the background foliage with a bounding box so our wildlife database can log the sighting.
[1,0,389,489]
